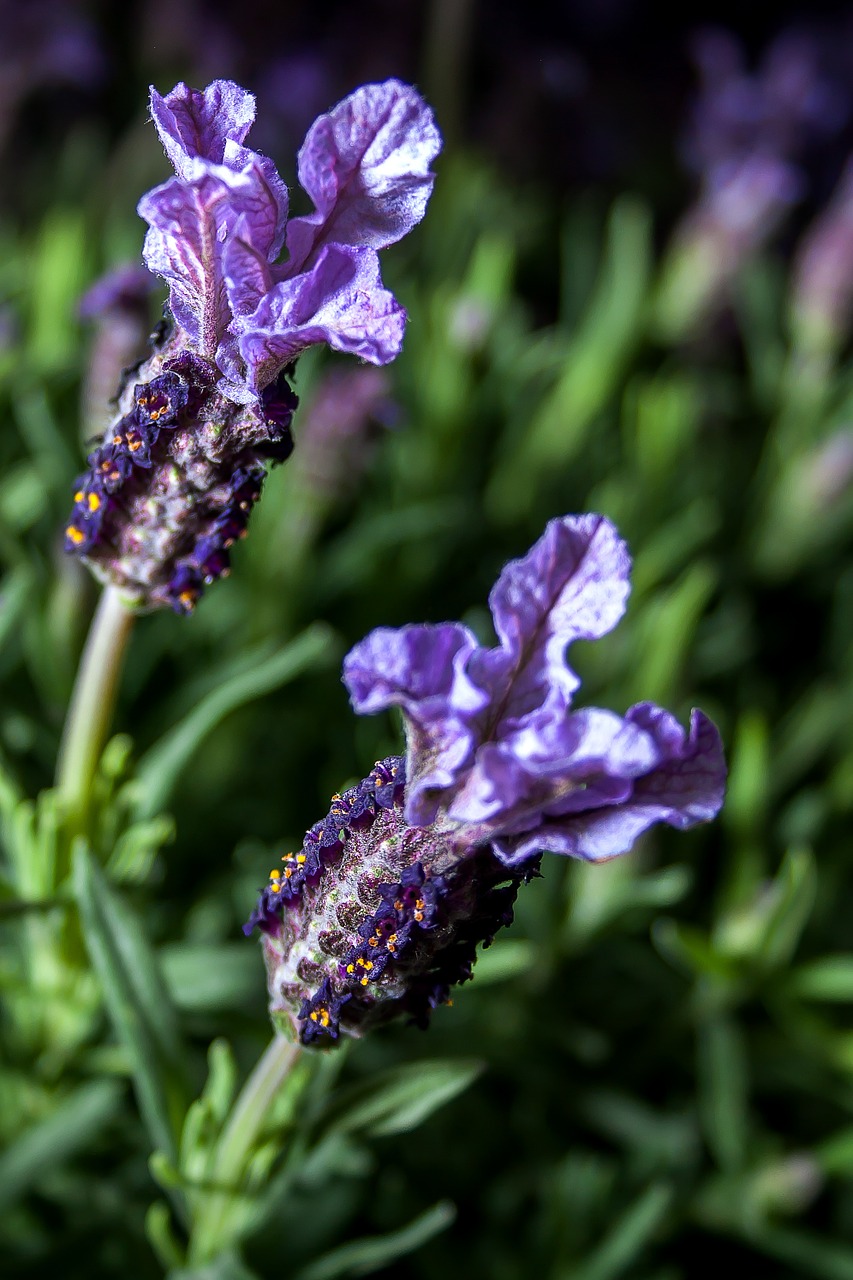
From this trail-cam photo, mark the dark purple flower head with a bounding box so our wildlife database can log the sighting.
[247,516,725,1048]
[64,78,440,612]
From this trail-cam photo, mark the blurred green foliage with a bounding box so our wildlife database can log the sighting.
[2,55,853,1280]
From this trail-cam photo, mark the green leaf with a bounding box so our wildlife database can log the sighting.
[469,938,536,986]
[0,1078,122,1210]
[698,1016,749,1174]
[26,208,88,374]
[169,1251,261,1280]
[488,195,652,517]
[319,1059,483,1140]
[632,561,718,705]
[133,624,337,819]
[73,845,190,1160]
[750,1225,853,1280]
[146,1200,187,1272]
[755,847,817,972]
[0,568,33,648]
[294,1201,456,1280]
[569,1183,673,1280]
[651,918,738,985]
[723,710,770,841]
[160,944,259,1013]
[788,956,853,1003]
[177,1041,239,1193]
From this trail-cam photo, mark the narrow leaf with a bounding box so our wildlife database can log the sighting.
[570,1183,673,1280]
[320,1059,483,1140]
[73,845,190,1159]
[134,624,337,818]
[0,1079,121,1210]
[294,1201,456,1280]
[160,944,259,1013]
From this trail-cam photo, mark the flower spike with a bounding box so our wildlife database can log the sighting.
[247,514,726,1047]
[64,78,441,612]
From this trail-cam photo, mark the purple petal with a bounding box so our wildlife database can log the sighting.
[150,80,256,177]
[232,245,406,393]
[140,155,289,357]
[493,708,726,865]
[285,79,441,275]
[221,233,275,331]
[344,622,485,719]
[344,622,488,826]
[624,705,727,824]
[448,705,661,829]
[223,143,289,262]
[139,168,238,351]
[481,514,632,722]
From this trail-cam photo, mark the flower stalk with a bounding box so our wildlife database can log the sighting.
[55,585,136,833]
[187,1033,302,1265]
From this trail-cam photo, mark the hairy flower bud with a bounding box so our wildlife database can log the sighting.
[247,756,537,1043]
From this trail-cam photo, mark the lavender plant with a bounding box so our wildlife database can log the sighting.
[15,17,853,1276]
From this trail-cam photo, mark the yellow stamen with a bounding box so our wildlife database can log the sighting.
[66,526,85,545]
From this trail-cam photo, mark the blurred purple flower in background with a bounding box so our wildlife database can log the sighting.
[63,78,440,612]
[0,0,105,153]
[683,27,848,183]
[658,26,852,338]
[78,263,158,436]
[248,515,726,1045]
[791,159,853,352]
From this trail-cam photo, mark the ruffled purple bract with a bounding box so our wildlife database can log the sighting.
[139,77,441,399]
[343,514,726,866]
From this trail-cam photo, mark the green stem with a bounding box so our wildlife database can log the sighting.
[55,585,135,830]
[189,1034,302,1265]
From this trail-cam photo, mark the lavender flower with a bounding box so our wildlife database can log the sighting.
[64,78,440,612]
[247,514,726,1046]
[657,27,849,338]
[791,160,853,353]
